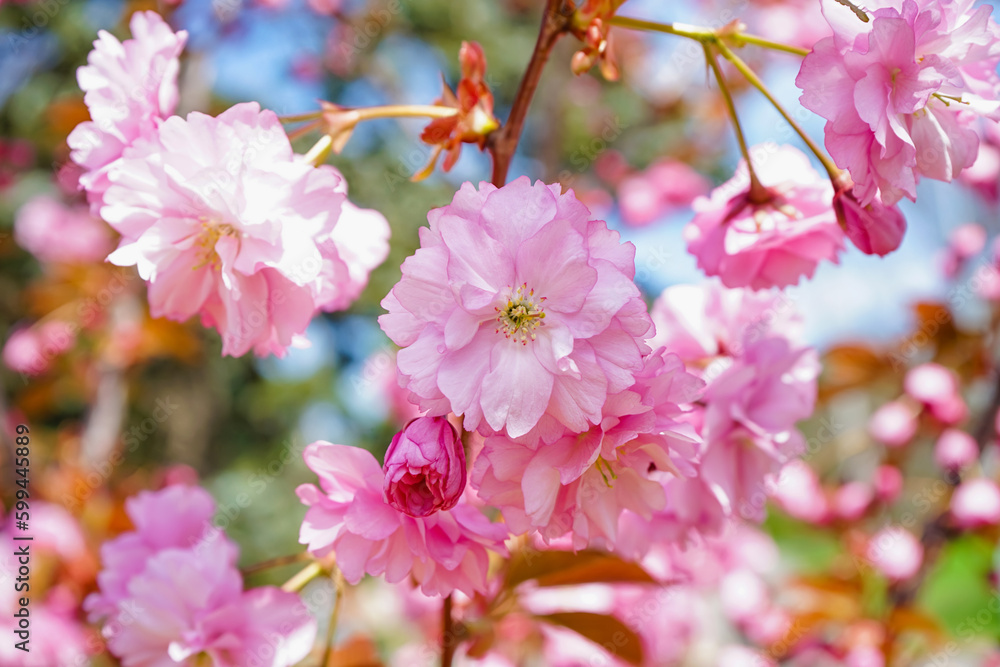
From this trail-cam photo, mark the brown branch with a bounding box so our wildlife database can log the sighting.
[488,0,573,186]
[441,594,456,667]
[241,552,310,577]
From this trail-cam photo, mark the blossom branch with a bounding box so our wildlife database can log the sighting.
[441,594,456,667]
[713,39,842,182]
[321,567,346,667]
[703,44,767,200]
[241,552,310,577]
[609,15,811,57]
[487,0,573,186]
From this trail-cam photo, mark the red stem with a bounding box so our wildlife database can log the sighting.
[488,0,572,186]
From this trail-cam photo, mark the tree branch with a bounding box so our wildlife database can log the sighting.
[488,0,573,186]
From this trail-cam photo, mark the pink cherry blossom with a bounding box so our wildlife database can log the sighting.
[68,11,187,211]
[867,526,923,580]
[939,222,986,278]
[14,195,112,263]
[297,441,508,596]
[648,282,801,362]
[797,0,1000,206]
[2,321,76,376]
[684,144,845,289]
[833,482,875,520]
[379,177,652,441]
[950,478,1000,528]
[104,539,316,667]
[874,464,904,503]
[699,337,820,521]
[831,184,907,256]
[383,416,466,517]
[617,158,709,226]
[650,282,818,522]
[312,190,391,312]
[905,362,968,424]
[868,399,919,446]
[102,102,384,357]
[773,460,829,523]
[472,349,703,551]
[86,484,218,621]
[934,428,978,473]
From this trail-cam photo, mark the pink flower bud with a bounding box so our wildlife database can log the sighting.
[868,400,918,447]
[773,460,828,523]
[951,478,1000,529]
[867,527,922,581]
[874,465,903,503]
[383,416,466,517]
[832,187,906,256]
[834,482,874,521]
[934,429,978,473]
[904,363,958,405]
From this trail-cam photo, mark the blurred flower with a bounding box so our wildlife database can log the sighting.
[103,538,315,667]
[651,282,818,522]
[2,321,76,376]
[383,416,467,517]
[103,102,383,357]
[380,177,652,441]
[298,441,508,597]
[874,465,903,503]
[68,11,187,212]
[833,481,874,521]
[867,527,922,581]
[796,0,1000,206]
[868,399,918,447]
[0,138,34,190]
[14,195,112,264]
[934,428,978,474]
[904,362,967,425]
[616,159,709,226]
[773,460,829,523]
[950,478,1000,528]
[685,145,845,289]
[86,484,219,621]
[938,222,986,279]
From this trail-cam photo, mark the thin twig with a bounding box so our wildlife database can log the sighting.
[241,552,309,577]
[441,594,456,667]
[487,0,573,186]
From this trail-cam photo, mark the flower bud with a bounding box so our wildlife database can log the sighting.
[832,186,906,256]
[951,478,1000,529]
[383,416,466,517]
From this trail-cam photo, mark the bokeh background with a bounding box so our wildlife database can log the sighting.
[2,0,1000,664]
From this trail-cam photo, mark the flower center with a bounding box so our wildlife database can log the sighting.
[495,283,546,345]
[192,219,240,271]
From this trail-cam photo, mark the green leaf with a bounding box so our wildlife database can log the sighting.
[536,612,644,666]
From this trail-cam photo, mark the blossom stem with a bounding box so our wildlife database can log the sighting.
[241,552,309,577]
[280,561,325,593]
[352,104,459,121]
[302,135,334,167]
[704,44,768,200]
[714,39,842,182]
[441,594,456,667]
[610,15,810,56]
[488,0,573,186]
[278,111,323,123]
[321,566,346,667]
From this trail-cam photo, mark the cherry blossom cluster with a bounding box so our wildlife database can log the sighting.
[66,11,390,357]
[297,176,821,598]
[86,485,316,666]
